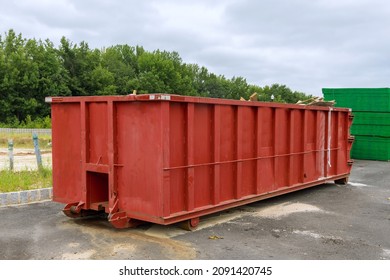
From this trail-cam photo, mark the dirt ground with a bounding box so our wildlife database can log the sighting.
[0,148,52,171]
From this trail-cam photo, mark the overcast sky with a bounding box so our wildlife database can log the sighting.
[1,0,389,96]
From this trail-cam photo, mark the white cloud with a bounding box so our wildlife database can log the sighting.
[1,0,389,95]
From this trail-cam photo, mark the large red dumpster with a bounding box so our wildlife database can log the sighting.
[47,94,354,229]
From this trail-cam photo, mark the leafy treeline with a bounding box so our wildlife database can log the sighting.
[0,29,311,127]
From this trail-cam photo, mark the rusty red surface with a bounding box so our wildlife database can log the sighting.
[49,94,354,228]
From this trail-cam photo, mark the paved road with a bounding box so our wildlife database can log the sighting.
[0,160,389,260]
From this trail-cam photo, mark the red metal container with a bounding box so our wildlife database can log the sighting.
[47,94,354,229]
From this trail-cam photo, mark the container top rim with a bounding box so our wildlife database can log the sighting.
[46,93,352,111]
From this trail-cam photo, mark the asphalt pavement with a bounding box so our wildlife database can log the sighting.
[0,159,389,260]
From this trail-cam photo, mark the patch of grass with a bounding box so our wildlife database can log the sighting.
[0,168,52,193]
[0,133,52,150]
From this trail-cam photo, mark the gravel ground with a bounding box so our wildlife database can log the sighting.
[0,148,52,171]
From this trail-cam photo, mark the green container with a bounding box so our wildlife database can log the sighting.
[351,135,390,161]
[353,112,390,126]
[351,110,390,137]
[351,124,390,137]
[323,88,390,112]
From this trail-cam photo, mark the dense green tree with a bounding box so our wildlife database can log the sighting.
[261,84,311,103]
[58,38,101,96]
[0,30,71,122]
[0,29,312,127]
[25,38,71,116]
[100,45,138,93]
[0,30,39,121]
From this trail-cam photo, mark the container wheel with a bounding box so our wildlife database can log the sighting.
[334,177,348,185]
[108,212,144,229]
[63,207,97,218]
[180,217,200,231]
[63,202,85,218]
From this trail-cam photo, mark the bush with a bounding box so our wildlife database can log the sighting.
[0,115,52,128]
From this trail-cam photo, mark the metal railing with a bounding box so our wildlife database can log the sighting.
[0,128,52,135]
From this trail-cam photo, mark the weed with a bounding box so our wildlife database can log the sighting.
[0,167,52,193]
[0,133,52,149]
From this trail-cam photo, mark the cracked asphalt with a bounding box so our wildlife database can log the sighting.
[0,159,389,260]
